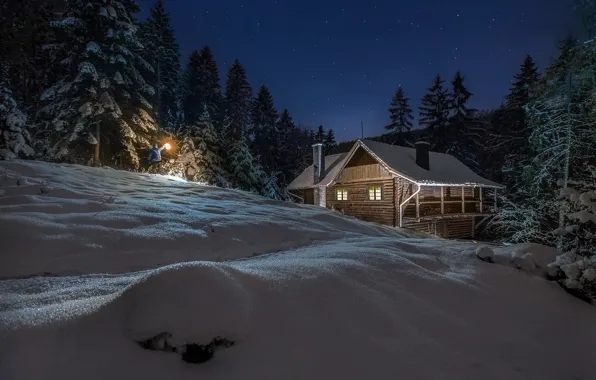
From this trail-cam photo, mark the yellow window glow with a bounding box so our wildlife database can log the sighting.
[369,185,382,200]
[336,188,348,201]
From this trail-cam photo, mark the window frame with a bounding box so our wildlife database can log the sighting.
[367,184,383,201]
[336,187,349,201]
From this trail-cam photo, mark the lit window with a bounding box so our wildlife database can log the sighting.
[368,185,382,200]
[336,188,348,201]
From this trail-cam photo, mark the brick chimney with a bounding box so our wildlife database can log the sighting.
[312,143,325,184]
[415,141,430,170]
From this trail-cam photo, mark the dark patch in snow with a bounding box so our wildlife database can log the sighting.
[137,332,235,364]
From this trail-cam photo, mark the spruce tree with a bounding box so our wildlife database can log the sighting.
[227,138,263,192]
[419,74,450,147]
[224,59,252,142]
[38,0,157,168]
[315,125,326,143]
[506,55,540,109]
[499,55,540,184]
[250,85,278,169]
[0,0,62,108]
[182,51,202,125]
[275,108,302,185]
[183,104,227,185]
[195,46,222,118]
[139,0,180,131]
[0,62,34,159]
[444,71,481,168]
[324,128,337,155]
[449,71,472,122]
[385,87,413,141]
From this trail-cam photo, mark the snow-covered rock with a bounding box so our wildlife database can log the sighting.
[475,245,494,262]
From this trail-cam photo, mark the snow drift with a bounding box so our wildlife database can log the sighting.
[1,160,595,380]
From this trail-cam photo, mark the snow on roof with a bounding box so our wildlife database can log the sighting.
[289,140,503,189]
[287,153,348,190]
[360,139,503,188]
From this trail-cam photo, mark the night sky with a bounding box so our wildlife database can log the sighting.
[138,0,578,142]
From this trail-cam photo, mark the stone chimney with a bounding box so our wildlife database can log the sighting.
[415,141,430,170]
[312,143,325,184]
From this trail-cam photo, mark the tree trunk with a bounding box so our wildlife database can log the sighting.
[558,71,573,249]
[94,121,101,167]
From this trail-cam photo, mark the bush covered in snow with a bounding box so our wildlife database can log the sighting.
[547,166,596,302]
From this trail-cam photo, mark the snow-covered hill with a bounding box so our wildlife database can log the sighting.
[0,160,595,380]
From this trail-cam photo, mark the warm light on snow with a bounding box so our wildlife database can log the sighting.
[0,160,595,380]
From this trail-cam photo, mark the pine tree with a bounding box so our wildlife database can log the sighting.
[324,128,337,155]
[444,72,480,169]
[506,55,540,109]
[218,114,263,192]
[224,59,252,142]
[549,165,596,301]
[182,104,227,185]
[250,85,278,169]
[497,56,541,185]
[0,0,62,108]
[449,71,472,122]
[489,36,596,248]
[227,138,263,192]
[182,50,202,125]
[574,0,596,37]
[139,0,180,131]
[314,125,326,143]
[385,87,413,141]
[185,46,222,120]
[418,74,450,145]
[544,37,578,84]
[38,0,157,168]
[0,62,34,159]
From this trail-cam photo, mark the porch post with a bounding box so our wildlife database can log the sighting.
[415,191,420,219]
[461,186,465,213]
[479,187,483,213]
[440,186,444,214]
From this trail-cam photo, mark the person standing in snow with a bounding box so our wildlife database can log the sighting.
[147,143,166,173]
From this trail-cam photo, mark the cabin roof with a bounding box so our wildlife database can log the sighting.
[288,139,503,189]
[287,153,348,190]
[358,139,503,188]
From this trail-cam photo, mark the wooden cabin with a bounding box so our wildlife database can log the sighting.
[288,139,504,239]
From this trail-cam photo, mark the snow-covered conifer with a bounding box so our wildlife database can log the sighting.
[0,62,34,160]
[138,0,180,131]
[224,59,252,142]
[182,104,227,186]
[39,0,157,168]
[549,166,596,301]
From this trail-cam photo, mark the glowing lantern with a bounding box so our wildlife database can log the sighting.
[164,143,171,150]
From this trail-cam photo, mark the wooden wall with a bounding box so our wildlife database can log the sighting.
[327,178,396,226]
[336,163,392,182]
[403,217,475,239]
[291,189,314,204]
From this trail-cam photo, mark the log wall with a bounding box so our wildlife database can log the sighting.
[327,178,396,226]
[291,189,314,204]
[403,216,475,239]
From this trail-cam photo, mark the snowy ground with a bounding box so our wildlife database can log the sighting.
[1,160,595,380]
